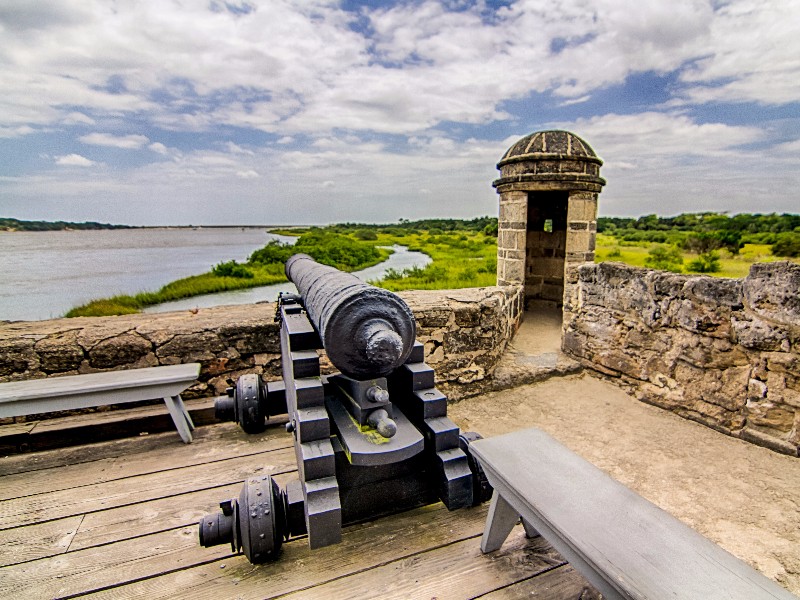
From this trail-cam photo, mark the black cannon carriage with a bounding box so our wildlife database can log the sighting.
[199,254,491,563]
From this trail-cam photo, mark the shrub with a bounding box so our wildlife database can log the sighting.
[212,260,254,278]
[644,245,684,272]
[687,251,721,273]
[293,230,382,270]
[354,229,378,241]
[248,240,294,265]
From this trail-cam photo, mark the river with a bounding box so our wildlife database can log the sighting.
[144,244,431,313]
[0,228,430,322]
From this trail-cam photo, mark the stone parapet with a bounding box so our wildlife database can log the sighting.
[0,287,522,420]
[563,261,800,457]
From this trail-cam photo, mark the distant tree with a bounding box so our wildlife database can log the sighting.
[683,232,722,254]
[771,233,800,257]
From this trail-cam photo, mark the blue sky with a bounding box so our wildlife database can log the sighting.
[1,0,798,226]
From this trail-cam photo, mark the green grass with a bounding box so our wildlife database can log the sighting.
[595,234,798,278]
[66,264,289,317]
[266,228,307,236]
[371,230,497,291]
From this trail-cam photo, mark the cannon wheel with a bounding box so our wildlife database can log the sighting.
[235,374,266,434]
[238,475,286,563]
[459,432,494,506]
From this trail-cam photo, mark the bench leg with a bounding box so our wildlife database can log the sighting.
[163,396,193,443]
[480,490,519,553]
[522,518,539,538]
[174,394,195,431]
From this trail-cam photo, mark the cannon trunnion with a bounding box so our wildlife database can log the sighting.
[200,255,491,563]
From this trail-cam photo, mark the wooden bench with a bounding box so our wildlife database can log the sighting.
[470,427,797,600]
[0,363,201,444]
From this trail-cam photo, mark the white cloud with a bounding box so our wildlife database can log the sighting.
[562,112,764,166]
[1,1,799,225]
[225,142,255,155]
[55,153,96,166]
[677,0,800,105]
[0,125,36,138]
[62,112,96,125]
[148,142,170,155]
[555,111,790,216]
[4,0,789,139]
[79,132,149,149]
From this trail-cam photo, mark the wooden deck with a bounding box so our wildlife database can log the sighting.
[0,419,600,600]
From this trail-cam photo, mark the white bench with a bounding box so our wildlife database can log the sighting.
[0,363,201,444]
[470,427,797,600]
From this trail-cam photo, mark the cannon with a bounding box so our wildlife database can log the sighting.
[199,254,492,563]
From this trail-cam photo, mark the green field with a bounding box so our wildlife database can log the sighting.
[594,234,794,278]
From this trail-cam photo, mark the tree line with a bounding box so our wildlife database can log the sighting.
[598,212,800,257]
[0,218,132,231]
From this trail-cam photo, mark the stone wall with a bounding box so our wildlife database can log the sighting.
[0,286,522,416]
[563,261,800,457]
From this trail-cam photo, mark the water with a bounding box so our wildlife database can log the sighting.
[0,230,431,321]
[0,228,292,321]
[145,245,432,313]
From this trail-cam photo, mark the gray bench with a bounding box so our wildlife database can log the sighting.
[470,427,797,600]
[0,363,201,444]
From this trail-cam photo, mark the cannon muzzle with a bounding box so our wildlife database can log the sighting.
[285,253,416,378]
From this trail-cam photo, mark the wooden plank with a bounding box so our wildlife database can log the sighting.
[0,515,83,567]
[74,468,298,552]
[0,419,286,477]
[0,423,205,476]
[0,447,296,529]
[0,525,233,600]
[0,421,37,436]
[0,483,238,566]
[477,564,601,599]
[81,503,492,600]
[0,396,234,456]
[69,482,243,552]
[0,421,292,501]
[26,396,218,436]
[471,428,797,600]
[0,471,301,567]
[276,532,565,600]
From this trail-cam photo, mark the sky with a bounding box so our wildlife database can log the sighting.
[0,0,798,226]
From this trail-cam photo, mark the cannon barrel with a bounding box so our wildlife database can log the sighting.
[285,253,416,378]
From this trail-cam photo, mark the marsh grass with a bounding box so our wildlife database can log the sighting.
[66,264,288,317]
[372,230,497,290]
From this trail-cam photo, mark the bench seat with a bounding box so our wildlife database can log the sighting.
[0,364,201,443]
[470,427,796,600]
